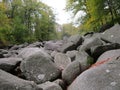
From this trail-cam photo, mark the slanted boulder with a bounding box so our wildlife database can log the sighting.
[101,24,120,44]
[75,51,94,71]
[0,57,22,72]
[62,61,81,85]
[68,54,120,90]
[0,69,39,90]
[20,50,61,84]
[38,81,63,90]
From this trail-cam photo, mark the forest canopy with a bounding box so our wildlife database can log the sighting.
[66,0,120,32]
[0,0,57,46]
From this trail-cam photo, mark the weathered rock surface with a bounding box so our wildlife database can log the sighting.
[20,51,61,84]
[68,55,120,90]
[0,69,39,90]
[79,37,103,53]
[38,81,63,90]
[53,79,66,90]
[91,43,120,60]
[59,35,83,53]
[54,53,71,70]
[0,57,22,72]
[97,49,120,62]
[62,61,81,85]
[101,24,120,44]
[18,47,43,59]
[66,50,78,61]
[75,51,94,71]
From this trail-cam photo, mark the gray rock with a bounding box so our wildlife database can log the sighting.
[79,37,103,53]
[68,56,120,90]
[62,61,81,85]
[18,47,43,59]
[27,42,43,48]
[44,40,62,51]
[67,34,83,46]
[51,51,59,58]
[20,51,61,84]
[0,69,39,90]
[91,43,120,60]
[75,51,94,71]
[53,79,66,90]
[58,42,76,53]
[101,24,120,44]
[0,57,22,72]
[66,50,78,61]
[59,35,83,53]
[38,81,63,90]
[54,53,71,70]
[97,49,120,62]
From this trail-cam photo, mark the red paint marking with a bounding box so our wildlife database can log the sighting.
[90,58,111,68]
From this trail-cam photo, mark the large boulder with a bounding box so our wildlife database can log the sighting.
[20,50,61,84]
[68,55,120,90]
[97,49,120,62]
[38,81,63,90]
[0,69,39,90]
[59,35,83,53]
[75,51,94,71]
[0,57,22,72]
[44,40,63,51]
[91,43,120,60]
[62,61,81,85]
[18,47,43,59]
[79,37,103,54]
[101,24,120,44]
[54,53,71,70]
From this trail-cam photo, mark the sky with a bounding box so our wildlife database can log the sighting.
[40,0,72,25]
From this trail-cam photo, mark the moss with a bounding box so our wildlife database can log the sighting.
[87,56,94,66]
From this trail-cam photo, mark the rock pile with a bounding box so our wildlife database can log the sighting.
[0,24,120,90]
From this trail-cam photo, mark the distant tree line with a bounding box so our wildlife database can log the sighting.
[66,0,120,32]
[0,0,57,47]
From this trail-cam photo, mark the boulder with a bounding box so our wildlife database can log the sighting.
[59,35,83,53]
[66,50,78,61]
[68,56,120,90]
[18,47,43,59]
[53,79,66,90]
[0,57,22,72]
[20,51,61,84]
[79,37,103,53]
[62,61,81,85]
[38,81,63,90]
[54,53,71,70]
[101,24,120,44]
[67,34,83,46]
[0,69,39,90]
[91,43,120,60]
[97,49,120,62]
[75,51,94,71]
[44,40,62,51]
[27,42,43,48]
